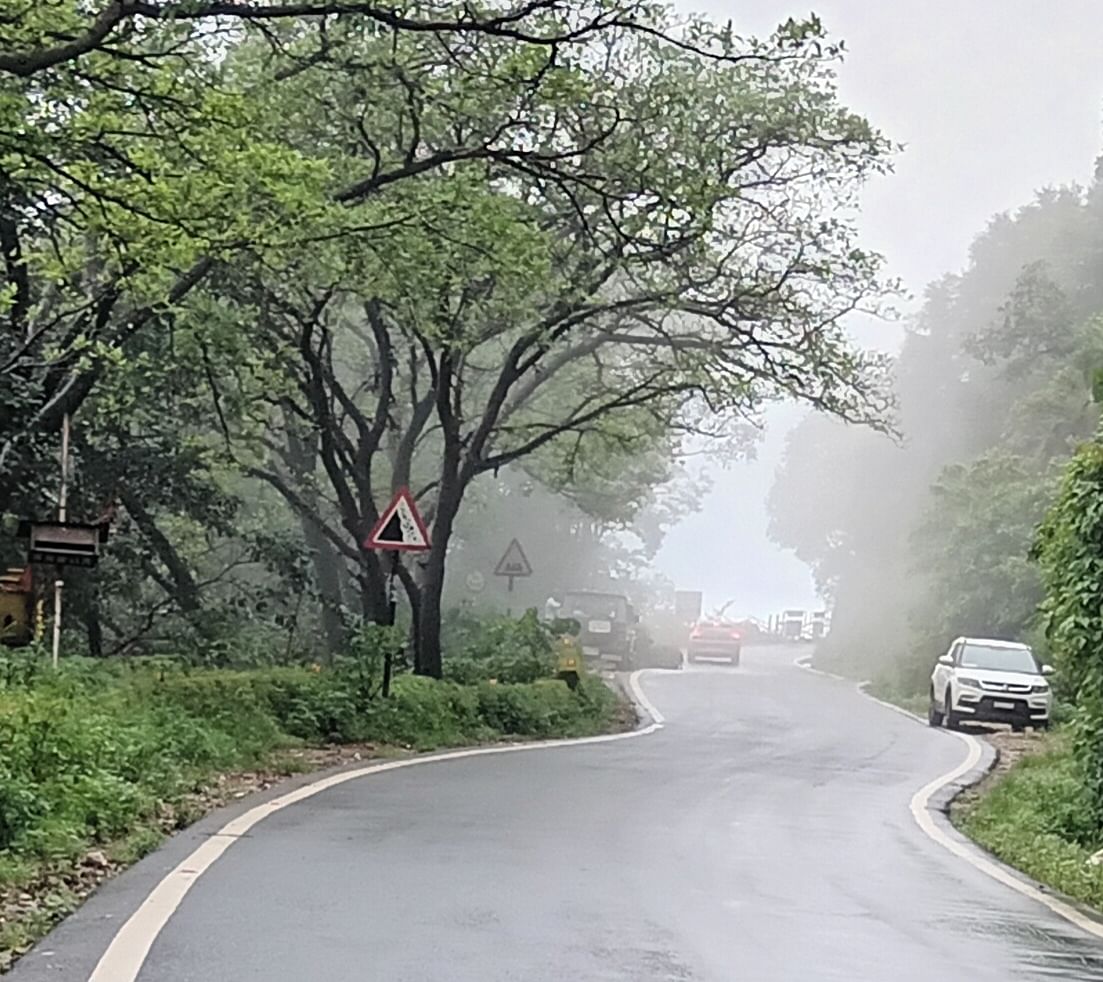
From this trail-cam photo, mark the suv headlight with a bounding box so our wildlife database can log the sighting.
[1031,683,1049,693]
[958,677,981,689]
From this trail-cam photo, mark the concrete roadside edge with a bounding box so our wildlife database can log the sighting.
[853,678,999,813]
[795,655,1103,939]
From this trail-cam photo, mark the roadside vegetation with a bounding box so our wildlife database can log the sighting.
[0,617,621,970]
[954,736,1103,910]
[766,130,1103,905]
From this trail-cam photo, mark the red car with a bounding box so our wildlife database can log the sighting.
[687,620,742,666]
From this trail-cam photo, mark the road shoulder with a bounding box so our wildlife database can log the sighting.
[795,655,1103,942]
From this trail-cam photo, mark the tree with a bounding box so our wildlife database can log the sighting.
[199,12,894,677]
[768,179,1103,687]
[2,1,743,516]
[3,6,897,671]
[0,2,683,79]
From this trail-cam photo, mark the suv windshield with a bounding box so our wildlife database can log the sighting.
[564,594,628,621]
[959,643,1039,674]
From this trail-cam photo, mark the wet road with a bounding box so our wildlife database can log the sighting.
[12,645,1103,981]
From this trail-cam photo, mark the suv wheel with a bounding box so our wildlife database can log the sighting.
[943,687,959,730]
[928,691,944,727]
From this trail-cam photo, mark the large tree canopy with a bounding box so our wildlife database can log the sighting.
[2,4,894,674]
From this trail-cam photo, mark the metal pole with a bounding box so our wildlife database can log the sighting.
[51,412,70,669]
[382,552,398,698]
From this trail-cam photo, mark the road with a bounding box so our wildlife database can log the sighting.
[12,645,1103,981]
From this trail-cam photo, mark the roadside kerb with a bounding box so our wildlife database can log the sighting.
[796,654,1103,941]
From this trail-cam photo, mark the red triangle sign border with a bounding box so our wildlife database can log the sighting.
[364,486,432,552]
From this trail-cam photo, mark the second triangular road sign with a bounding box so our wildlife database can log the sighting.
[494,539,533,578]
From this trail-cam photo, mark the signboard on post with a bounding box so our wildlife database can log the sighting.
[364,487,431,553]
[494,539,532,592]
[18,521,108,569]
[363,488,431,698]
[0,566,33,648]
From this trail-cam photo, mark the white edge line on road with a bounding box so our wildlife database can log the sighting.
[792,653,848,682]
[628,667,666,725]
[795,656,1103,941]
[88,714,661,982]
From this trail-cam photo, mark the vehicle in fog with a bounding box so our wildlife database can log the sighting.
[928,637,1053,732]
[781,609,805,640]
[687,619,742,666]
[561,590,638,672]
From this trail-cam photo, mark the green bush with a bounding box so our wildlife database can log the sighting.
[1034,436,1103,825]
[959,741,1103,908]
[442,609,558,684]
[0,652,619,861]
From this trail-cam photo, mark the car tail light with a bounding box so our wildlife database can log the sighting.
[690,626,702,639]
[730,631,741,640]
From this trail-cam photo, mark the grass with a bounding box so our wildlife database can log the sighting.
[954,735,1103,909]
[862,679,929,718]
[0,653,624,971]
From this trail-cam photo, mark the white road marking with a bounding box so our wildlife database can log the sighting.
[909,731,1103,939]
[857,681,925,723]
[87,720,661,982]
[628,668,667,725]
[792,653,847,681]
[796,654,1103,938]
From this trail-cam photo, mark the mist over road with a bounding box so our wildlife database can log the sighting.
[13,646,1103,982]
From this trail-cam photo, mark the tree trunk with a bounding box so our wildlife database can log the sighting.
[359,559,389,624]
[84,602,104,658]
[396,560,422,657]
[304,523,348,659]
[120,488,201,613]
[416,478,463,678]
[279,422,350,656]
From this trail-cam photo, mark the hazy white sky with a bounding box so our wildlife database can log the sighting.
[657,1,1103,617]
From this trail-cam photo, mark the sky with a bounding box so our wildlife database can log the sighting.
[656,0,1103,618]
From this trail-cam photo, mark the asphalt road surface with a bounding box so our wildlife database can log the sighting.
[13,645,1103,981]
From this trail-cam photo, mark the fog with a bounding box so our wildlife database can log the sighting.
[658,0,1103,617]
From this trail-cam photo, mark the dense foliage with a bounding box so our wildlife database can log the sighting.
[770,179,1103,694]
[1,3,893,676]
[1033,436,1103,818]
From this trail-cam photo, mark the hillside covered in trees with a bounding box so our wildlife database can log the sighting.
[770,162,1103,695]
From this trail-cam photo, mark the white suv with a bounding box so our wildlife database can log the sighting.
[928,637,1053,732]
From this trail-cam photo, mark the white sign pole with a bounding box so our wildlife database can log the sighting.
[51,412,70,669]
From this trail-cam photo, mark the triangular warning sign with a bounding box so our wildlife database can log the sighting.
[364,487,431,552]
[494,539,532,578]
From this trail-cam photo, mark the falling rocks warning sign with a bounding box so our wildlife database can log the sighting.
[364,488,431,552]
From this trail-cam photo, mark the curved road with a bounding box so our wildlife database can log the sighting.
[12,645,1103,981]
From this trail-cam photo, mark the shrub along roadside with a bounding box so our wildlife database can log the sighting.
[954,734,1103,910]
[0,657,625,971]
